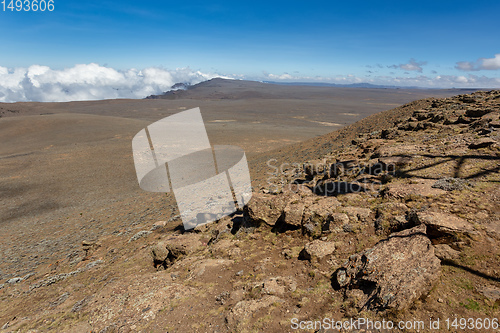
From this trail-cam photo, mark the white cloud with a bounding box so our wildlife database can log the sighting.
[1,63,499,103]
[267,73,294,80]
[388,59,427,73]
[0,63,230,102]
[456,53,500,71]
[264,71,500,88]
[481,54,500,70]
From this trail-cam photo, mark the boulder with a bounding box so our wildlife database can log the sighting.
[226,295,283,329]
[150,241,170,268]
[342,206,372,222]
[151,233,203,269]
[412,211,476,241]
[465,108,493,118]
[334,224,441,311]
[245,192,288,226]
[433,244,461,261]
[469,137,497,149]
[324,213,350,232]
[282,200,305,228]
[299,240,336,261]
[302,197,341,237]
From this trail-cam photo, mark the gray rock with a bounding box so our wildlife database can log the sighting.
[432,177,472,191]
[71,296,93,312]
[7,277,23,284]
[128,230,152,243]
[216,291,230,305]
[477,286,500,303]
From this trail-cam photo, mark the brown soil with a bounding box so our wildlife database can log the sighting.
[0,80,497,332]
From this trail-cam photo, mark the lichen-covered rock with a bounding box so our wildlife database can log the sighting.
[150,241,169,268]
[334,224,441,311]
[324,213,350,232]
[433,244,461,261]
[253,276,297,296]
[431,177,472,191]
[245,192,288,226]
[302,197,341,237]
[300,240,336,261]
[342,206,372,223]
[152,233,204,269]
[282,200,305,228]
[226,295,283,330]
[412,211,476,241]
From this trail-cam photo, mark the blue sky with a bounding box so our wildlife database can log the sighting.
[1,0,500,101]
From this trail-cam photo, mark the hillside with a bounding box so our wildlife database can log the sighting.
[1,90,499,332]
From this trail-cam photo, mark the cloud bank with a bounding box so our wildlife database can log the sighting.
[456,54,500,71]
[388,59,427,73]
[262,72,500,88]
[0,63,229,103]
[1,62,500,103]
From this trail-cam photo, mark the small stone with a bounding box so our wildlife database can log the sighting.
[150,220,167,231]
[216,291,230,305]
[128,230,152,242]
[7,277,23,284]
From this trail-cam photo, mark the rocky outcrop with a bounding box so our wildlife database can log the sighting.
[411,211,476,242]
[334,225,441,311]
[150,233,203,269]
[245,193,289,226]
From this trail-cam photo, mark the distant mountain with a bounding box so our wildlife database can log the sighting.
[145,78,479,100]
[170,82,190,90]
[262,81,415,89]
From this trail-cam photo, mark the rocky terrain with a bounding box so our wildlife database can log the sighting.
[1,89,499,332]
